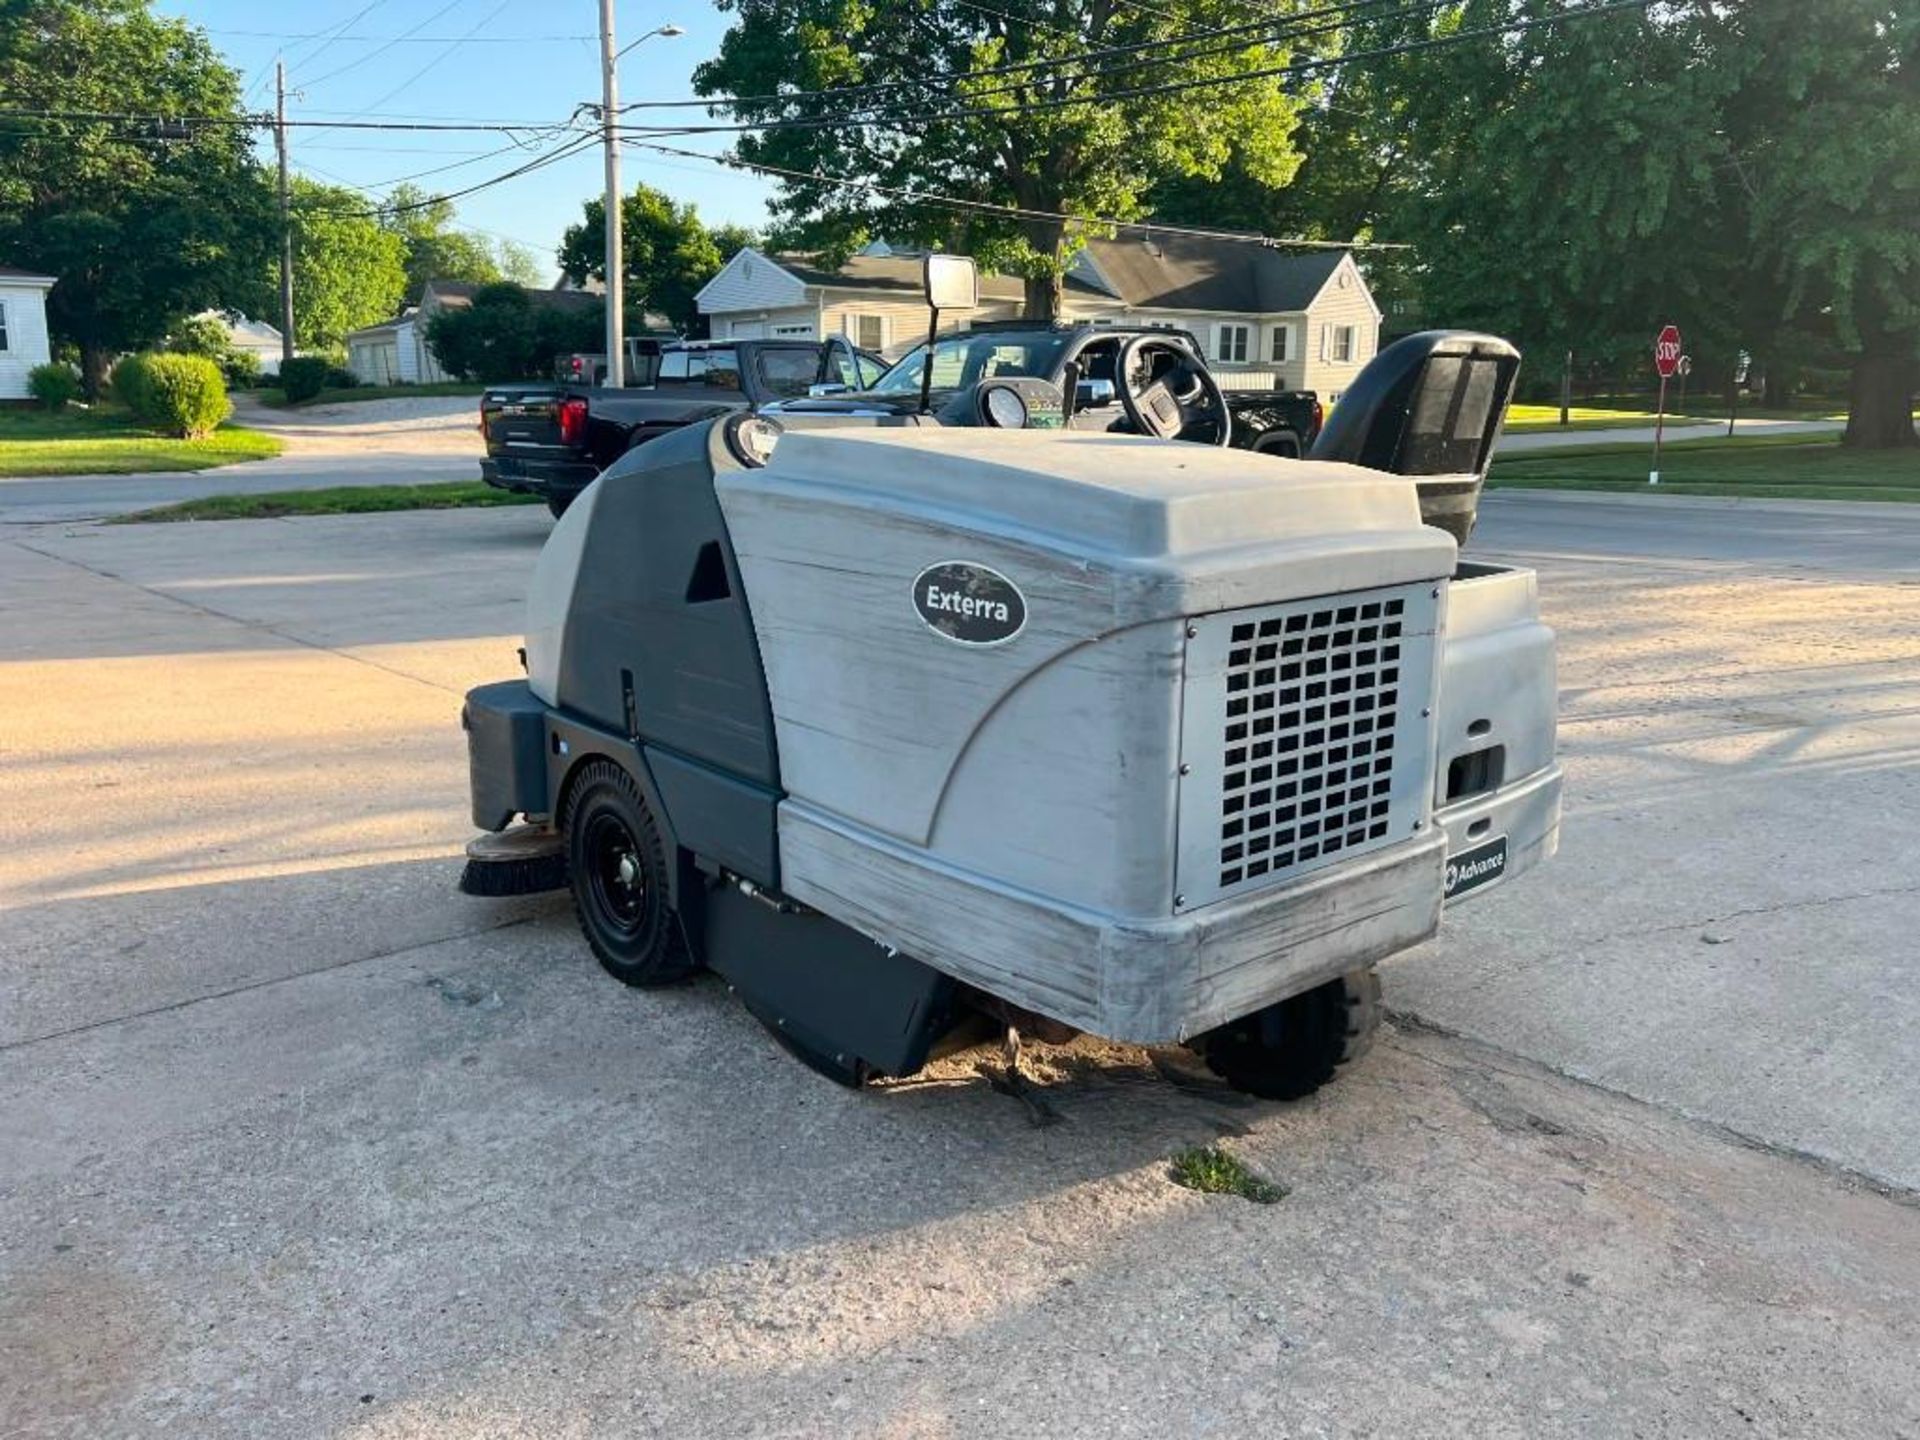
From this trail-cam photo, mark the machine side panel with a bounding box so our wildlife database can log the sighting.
[557,424,781,787]
[645,744,780,888]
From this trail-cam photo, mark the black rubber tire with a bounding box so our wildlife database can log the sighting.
[1194,968,1382,1100]
[546,494,573,519]
[560,760,696,987]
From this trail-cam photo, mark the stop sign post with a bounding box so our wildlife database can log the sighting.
[1651,324,1682,484]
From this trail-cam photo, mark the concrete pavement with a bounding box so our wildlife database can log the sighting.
[3,498,1918,1436]
[1497,416,1846,453]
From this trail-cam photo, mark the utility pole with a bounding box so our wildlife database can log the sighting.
[275,59,295,369]
[597,0,625,389]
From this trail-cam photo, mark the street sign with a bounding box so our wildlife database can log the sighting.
[1649,324,1682,485]
[1655,324,1683,378]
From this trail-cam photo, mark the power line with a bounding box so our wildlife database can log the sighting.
[330,0,516,119]
[623,138,1408,250]
[300,131,600,219]
[625,0,1650,138]
[210,28,594,44]
[623,0,1411,115]
[297,0,468,90]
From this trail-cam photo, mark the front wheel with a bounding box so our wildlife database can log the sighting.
[561,760,696,987]
[1193,968,1382,1100]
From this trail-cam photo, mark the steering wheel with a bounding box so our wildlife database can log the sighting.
[1114,334,1232,447]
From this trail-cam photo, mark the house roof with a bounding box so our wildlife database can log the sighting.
[1077,235,1350,314]
[0,264,57,286]
[423,279,600,314]
[768,252,1063,303]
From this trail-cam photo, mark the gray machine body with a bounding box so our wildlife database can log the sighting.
[710,429,1560,1043]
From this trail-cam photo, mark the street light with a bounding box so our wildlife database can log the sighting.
[598,11,683,388]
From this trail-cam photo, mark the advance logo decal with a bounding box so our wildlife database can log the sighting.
[1444,834,1508,901]
[913,561,1027,646]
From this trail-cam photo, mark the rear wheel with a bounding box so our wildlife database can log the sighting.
[561,760,696,987]
[1194,968,1381,1100]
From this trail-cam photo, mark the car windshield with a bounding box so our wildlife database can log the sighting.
[871,334,1069,393]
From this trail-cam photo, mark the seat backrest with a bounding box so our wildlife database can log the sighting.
[1308,331,1521,478]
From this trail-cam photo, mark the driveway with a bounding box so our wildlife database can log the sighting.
[2,499,1917,1436]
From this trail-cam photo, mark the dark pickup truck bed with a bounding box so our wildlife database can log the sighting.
[480,339,885,515]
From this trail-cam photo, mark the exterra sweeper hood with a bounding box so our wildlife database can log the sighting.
[461,333,1562,1098]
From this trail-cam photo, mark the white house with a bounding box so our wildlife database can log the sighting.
[346,280,601,385]
[695,247,1052,355]
[191,311,288,376]
[696,237,1384,400]
[0,265,57,400]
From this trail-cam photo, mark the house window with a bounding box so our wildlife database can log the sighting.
[1215,323,1250,364]
[847,313,885,351]
[0,300,9,352]
[1331,324,1355,363]
[1270,325,1289,363]
[771,322,816,338]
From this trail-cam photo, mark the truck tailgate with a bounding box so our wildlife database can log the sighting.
[481,388,567,455]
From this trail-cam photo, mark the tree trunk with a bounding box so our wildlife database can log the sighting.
[81,346,113,402]
[1762,359,1794,410]
[1019,214,1067,321]
[1843,349,1919,449]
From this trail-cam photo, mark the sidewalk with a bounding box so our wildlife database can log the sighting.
[1497,416,1844,453]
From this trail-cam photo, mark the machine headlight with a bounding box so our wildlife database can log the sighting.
[724,412,783,468]
[981,384,1029,429]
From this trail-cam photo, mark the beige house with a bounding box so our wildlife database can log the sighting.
[1064,235,1383,402]
[697,237,1383,400]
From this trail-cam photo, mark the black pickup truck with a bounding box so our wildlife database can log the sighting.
[768,322,1323,457]
[480,337,888,515]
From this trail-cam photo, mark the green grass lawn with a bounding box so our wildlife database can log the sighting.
[115,480,540,523]
[1505,403,1716,434]
[0,406,283,477]
[1490,434,1920,502]
[252,381,485,408]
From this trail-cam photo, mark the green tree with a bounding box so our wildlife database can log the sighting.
[497,240,546,287]
[288,177,408,348]
[558,183,725,334]
[381,183,504,297]
[423,283,604,381]
[1728,0,1918,447]
[0,0,276,393]
[693,0,1309,317]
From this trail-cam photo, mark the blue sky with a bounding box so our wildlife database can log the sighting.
[156,1,780,279]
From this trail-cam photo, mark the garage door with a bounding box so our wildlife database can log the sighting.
[729,321,765,339]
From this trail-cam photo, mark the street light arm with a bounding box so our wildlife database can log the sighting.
[616,23,684,61]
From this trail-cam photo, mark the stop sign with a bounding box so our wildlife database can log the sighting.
[1654,324,1683,378]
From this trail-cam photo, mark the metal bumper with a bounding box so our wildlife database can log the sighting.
[1435,762,1562,904]
[480,455,599,501]
[776,801,1447,1047]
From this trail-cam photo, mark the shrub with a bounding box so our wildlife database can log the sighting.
[27,361,82,411]
[137,354,230,438]
[221,348,263,390]
[110,352,155,414]
[278,355,335,403]
[325,364,360,390]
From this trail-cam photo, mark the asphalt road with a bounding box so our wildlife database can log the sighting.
[2,490,1917,1436]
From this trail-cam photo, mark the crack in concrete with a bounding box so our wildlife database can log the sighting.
[1387,1012,1920,1208]
[0,914,538,1056]
[3,533,469,697]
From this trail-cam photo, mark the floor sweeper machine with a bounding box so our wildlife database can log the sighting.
[460,260,1560,1099]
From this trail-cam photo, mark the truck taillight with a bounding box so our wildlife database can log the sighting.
[1312,398,1325,433]
[558,396,589,447]
[477,398,487,436]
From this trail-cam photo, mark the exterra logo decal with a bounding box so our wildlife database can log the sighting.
[912,561,1027,646]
